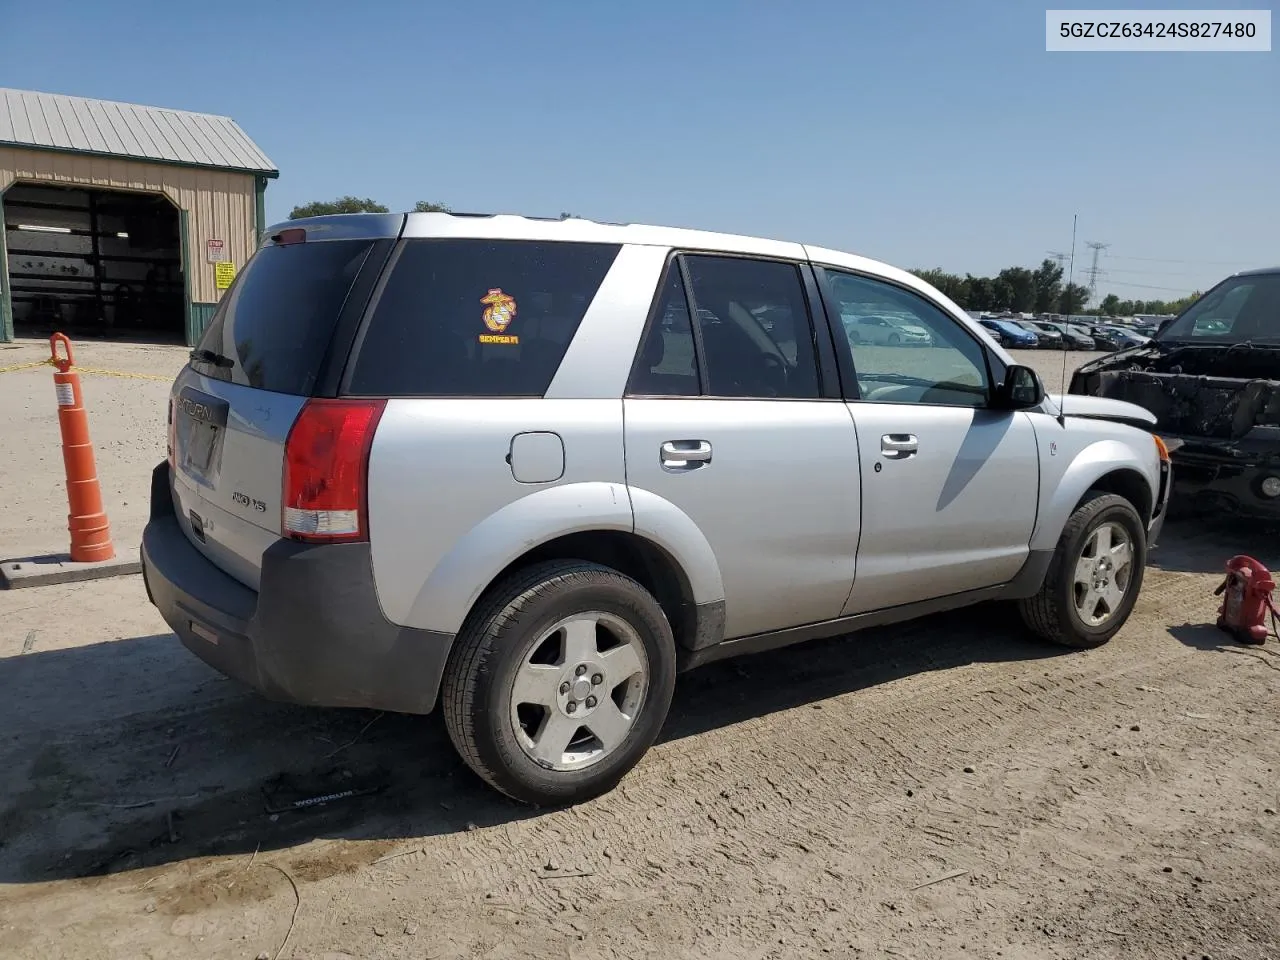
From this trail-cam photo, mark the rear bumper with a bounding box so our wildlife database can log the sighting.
[140,461,454,714]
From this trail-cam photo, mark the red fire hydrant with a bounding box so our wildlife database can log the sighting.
[1215,555,1277,645]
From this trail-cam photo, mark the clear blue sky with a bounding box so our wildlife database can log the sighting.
[4,0,1275,301]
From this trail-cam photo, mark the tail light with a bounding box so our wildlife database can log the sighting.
[282,399,386,543]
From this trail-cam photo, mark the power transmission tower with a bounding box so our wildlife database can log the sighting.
[1084,241,1110,302]
[1047,251,1070,270]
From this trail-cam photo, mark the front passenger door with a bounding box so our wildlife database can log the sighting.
[817,267,1040,614]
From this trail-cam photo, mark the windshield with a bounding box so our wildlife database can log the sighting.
[1157,273,1280,343]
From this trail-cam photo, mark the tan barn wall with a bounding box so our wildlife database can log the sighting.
[0,145,257,306]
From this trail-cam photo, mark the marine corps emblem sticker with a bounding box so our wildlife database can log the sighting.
[479,288,519,344]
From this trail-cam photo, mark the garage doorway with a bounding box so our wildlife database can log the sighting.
[3,182,186,342]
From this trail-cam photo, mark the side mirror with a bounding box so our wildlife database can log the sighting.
[994,364,1045,410]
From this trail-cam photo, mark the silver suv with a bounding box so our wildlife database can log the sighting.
[141,212,1171,806]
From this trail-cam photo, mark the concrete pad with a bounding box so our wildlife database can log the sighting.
[0,552,141,589]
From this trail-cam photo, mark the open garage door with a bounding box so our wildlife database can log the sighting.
[3,182,185,342]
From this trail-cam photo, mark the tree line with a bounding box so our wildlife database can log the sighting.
[284,200,1201,317]
[911,260,1199,317]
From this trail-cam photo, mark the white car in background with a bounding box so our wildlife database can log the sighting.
[843,313,933,346]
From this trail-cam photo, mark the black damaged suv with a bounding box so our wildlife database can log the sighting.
[1071,267,1280,518]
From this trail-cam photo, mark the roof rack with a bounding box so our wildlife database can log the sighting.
[406,210,632,227]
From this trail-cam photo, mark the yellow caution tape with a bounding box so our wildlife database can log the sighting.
[72,366,173,383]
[0,359,55,374]
[0,357,170,381]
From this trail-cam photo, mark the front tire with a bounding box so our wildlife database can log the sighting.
[441,560,677,806]
[1018,492,1147,649]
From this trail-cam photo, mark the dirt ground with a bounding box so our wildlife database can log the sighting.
[3,342,1279,960]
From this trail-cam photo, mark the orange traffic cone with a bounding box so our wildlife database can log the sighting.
[49,333,115,562]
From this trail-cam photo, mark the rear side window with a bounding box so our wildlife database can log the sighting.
[192,239,377,396]
[345,239,621,397]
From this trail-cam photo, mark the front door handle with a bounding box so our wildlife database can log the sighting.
[660,440,712,471]
[881,434,918,459]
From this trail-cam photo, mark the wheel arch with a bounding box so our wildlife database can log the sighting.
[401,483,726,651]
[1030,439,1160,553]
[1077,467,1153,525]
[470,529,719,653]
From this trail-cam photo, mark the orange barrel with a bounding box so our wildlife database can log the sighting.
[49,333,115,562]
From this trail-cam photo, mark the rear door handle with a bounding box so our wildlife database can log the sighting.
[660,440,712,470]
[881,434,918,459]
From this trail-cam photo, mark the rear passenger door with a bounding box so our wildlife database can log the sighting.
[816,267,1040,613]
[624,254,861,640]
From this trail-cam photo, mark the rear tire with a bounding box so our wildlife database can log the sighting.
[1019,492,1147,649]
[441,560,677,806]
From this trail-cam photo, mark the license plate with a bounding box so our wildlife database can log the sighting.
[174,387,228,488]
[178,416,223,485]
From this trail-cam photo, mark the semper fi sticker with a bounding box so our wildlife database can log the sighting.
[479,288,519,344]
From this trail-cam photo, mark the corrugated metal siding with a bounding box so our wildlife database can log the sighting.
[188,302,218,345]
[0,88,276,175]
[0,145,258,304]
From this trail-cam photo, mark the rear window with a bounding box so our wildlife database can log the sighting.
[192,239,377,395]
[344,239,621,397]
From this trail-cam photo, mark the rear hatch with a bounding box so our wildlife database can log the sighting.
[168,218,400,589]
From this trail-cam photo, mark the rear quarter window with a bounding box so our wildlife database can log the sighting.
[344,239,621,397]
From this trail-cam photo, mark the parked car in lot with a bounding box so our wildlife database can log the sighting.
[1061,324,1099,350]
[142,211,1171,806]
[1005,321,1053,349]
[1072,266,1280,519]
[1087,326,1126,351]
[1090,325,1150,351]
[978,318,1040,348]
[842,313,932,345]
[1024,321,1095,350]
[1017,320,1066,349]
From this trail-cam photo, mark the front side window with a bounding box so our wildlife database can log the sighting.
[825,269,991,407]
[346,239,620,397]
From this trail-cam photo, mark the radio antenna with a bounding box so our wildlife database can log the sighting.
[1058,213,1078,427]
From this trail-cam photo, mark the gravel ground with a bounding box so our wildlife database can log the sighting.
[8,341,1279,960]
[2,517,1278,960]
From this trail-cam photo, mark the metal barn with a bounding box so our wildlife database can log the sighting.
[0,88,277,346]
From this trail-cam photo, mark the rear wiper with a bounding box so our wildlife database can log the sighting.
[189,348,234,368]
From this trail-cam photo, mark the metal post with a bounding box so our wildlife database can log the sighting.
[88,190,105,331]
[255,176,267,243]
[179,208,195,346]
[0,191,13,342]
